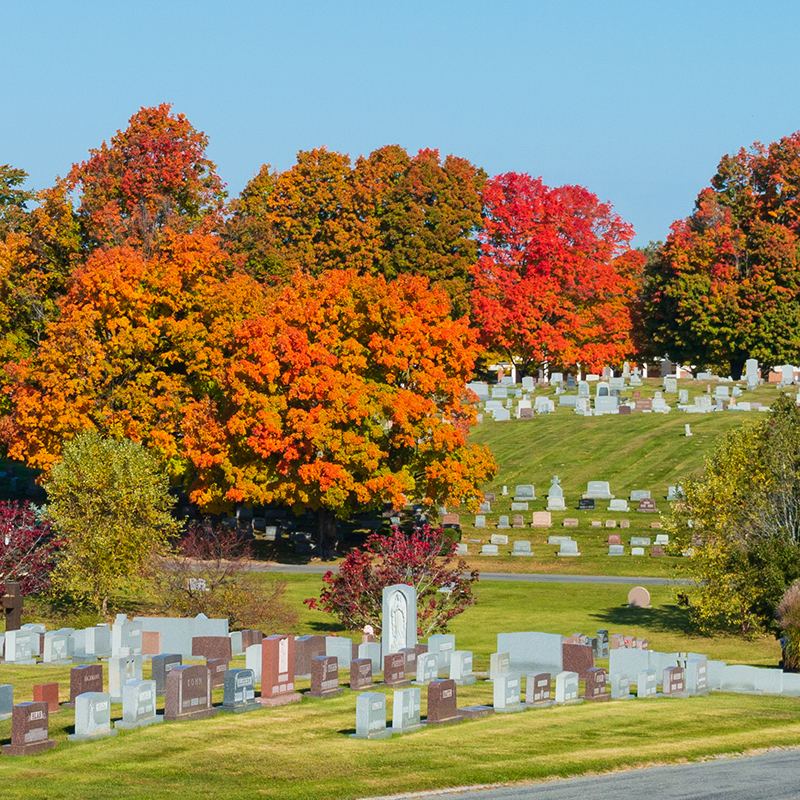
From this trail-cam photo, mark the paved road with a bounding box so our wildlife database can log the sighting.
[365,748,800,800]
[254,563,690,585]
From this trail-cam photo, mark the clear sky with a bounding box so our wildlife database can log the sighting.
[3,1,799,246]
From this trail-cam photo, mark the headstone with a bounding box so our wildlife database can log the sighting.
[510,502,529,512]
[605,520,616,528]
[359,641,382,673]
[596,630,609,659]
[164,664,217,721]
[610,672,632,700]
[481,544,499,556]
[294,635,326,677]
[422,679,464,725]
[608,545,624,556]
[474,515,486,529]
[563,518,578,527]
[42,631,71,665]
[69,692,117,741]
[2,702,57,755]
[151,654,182,696]
[628,587,651,607]
[557,540,580,556]
[490,533,509,545]
[382,653,410,688]
[325,636,355,669]
[414,652,439,685]
[351,692,391,739]
[307,656,343,698]
[260,635,302,707]
[111,614,143,657]
[631,547,645,556]
[585,668,609,701]
[207,657,230,688]
[686,659,709,696]
[32,683,59,715]
[554,671,581,704]
[497,516,509,529]
[578,498,595,511]
[108,655,143,703]
[498,632,562,675]
[2,581,23,632]
[192,635,232,662]
[608,499,629,512]
[4,630,35,664]
[350,659,373,690]
[449,651,475,685]
[562,642,594,681]
[393,686,423,732]
[531,511,552,528]
[637,669,658,698]
[513,485,536,502]
[607,533,621,545]
[637,498,657,513]
[245,644,262,683]
[583,481,614,499]
[490,652,510,681]
[84,625,112,657]
[546,476,567,511]
[526,672,553,706]
[630,536,651,546]
[116,679,163,728]
[511,540,533,556]
[663,666,687,697]
[142,630,162,657]
[493,672,524,713]
[427,634,456,670]
[0,685,12,720]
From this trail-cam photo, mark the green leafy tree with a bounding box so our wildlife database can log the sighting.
[0,164,35,238]
[667,394,800,635]
[642,131,800,377]
[44,430,179,615]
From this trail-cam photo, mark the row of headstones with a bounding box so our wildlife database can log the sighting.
[352,662,701,740]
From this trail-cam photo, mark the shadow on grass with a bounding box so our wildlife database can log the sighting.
[589,603,698,636]
[307,621,347,633]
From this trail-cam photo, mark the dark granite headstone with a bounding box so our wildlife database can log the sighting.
[2,581,23,632]
[425,679,462,724]
[651,545,665,557]
[512,514,525,528]
[383,653,411,688]
[636,398,653,411]
[519,408,534,419]
[33,683,60,714]
[260,635,302,707]
[400,647,417,676]
[2,702,56,755]
[164,665,217,721]
[414,643,428,658]
[221,668,260,713]
[241,630,264,650]
[350,658,373,690]
[618,406,632,415]
[207,657,229,688]
[578,498,595,511]
[308,656,343,698]
[65,664,103,708]
[663,666,686,697]
[151,654,182,696]
[484,493,496,502]
[191,636,232,661]
[562,642,595,682]
[294,635,326,677]
[585,668,609,701]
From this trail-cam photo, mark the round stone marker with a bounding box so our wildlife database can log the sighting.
[628,586,651,608]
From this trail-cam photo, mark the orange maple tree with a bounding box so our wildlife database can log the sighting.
[182,269,496,556]
[5,232,264,473]
[471,172,643,375]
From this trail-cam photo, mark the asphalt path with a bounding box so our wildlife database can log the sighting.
[253,563,691,585]
[365,748,800,800]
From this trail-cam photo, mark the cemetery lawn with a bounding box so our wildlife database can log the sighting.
[1,577,791,798]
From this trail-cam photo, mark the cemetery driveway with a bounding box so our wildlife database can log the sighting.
[253,563,689,585]
[367,747,800,800]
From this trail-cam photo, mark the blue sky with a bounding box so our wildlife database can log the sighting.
[3,1,799,245]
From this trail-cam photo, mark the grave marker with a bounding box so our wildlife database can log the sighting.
[525,673,554,707]
[351,692,391,739]
[350,658,373,690]
[493,673,525,713]
[116,679,164,728]
[151,654,182,696]
[33,683,59,714]
[260,635,302,707]
[584,668,609,701]
[2,702,56,755]
[393,686,423,732]
[554,671,581,704]
[382,653,410,688]
[164,664,218,721]
[69,692,117,741]
[426,679,463,723]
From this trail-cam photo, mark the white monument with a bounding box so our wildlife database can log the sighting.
[382,584,417,655]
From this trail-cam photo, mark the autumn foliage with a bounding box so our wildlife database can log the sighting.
[304,525,478,637]
[0,501,62,596]
[181,269,496,553]
[471,172,643,375]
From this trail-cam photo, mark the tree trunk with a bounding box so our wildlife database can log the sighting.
[317,508,338,560]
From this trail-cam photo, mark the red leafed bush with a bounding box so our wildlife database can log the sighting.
[0,501,63,595]
[305,524,478,637]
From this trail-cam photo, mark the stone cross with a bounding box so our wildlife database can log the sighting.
[3,582,22,631]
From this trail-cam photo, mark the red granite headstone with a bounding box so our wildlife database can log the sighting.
[207,658,230,688]
[32,683,60,714]
[241,630,264,650]
[584,668,609,701]
[607,533,621,545]
[141,630,162,656]
[260,635,302,707]
[2,702,56,755]
[383,653,410,687]
[663,666,685,696]
[349,658,373,690]
[191,636,232,661]
[526,672,552,706]
[307,656,342,698]
[425,679,462,724]
[561,642,595,682]
[400,647,417,676]
[65,664,103,707]
[294,635,326,677]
